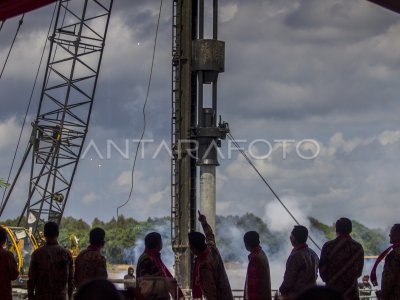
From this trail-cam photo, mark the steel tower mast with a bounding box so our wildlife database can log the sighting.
[171,0,198,290]
[171,0,228,290]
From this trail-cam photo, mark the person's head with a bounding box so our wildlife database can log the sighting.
[336,218,352,235]
[243,231,260,252]
[90,227,106,248]
[128,267,134,276]
[290,225,308,246]
[75,279,121,300]
[145,232,162,250]
[44,221,59,240]
[389,224,400,244]
[295,285,345,300]
[362,275,370,283]
[0,226,7,247]
[188,231,207,255]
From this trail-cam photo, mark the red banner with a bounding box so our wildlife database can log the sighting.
[0,0,57,21]
[367,0,400,14]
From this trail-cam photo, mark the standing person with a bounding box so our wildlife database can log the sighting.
[370,223,400,300]
[279,225,319,299]
[188,211,233,300]
[358,275,372,299]
[243,231,272,300]
[28,221,73,300]
[319,218,364,300]
[124,266,135,289]
[74,227,107,289]
[0,226,19,300]
[136,232,183,300]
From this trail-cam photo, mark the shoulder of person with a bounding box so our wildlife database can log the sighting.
[350,239,364,251]
[75,249,87,259]
[322,239,336,249]
[308,247,319,257]
[138,253,154,265]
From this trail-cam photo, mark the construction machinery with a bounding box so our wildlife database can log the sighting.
[1,225,38,276]
[0,0,113,276]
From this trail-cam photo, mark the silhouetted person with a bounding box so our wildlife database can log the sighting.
[370,223,400,300]
[279,225,319,299]
[188,211,233,300]
[136,232,183,300]
[243,231,271,300]
[28,221,73,300]
[0,226,19,300]
[74,279,121,300]
[124,266,135,289]
[295,285,345,300]
[319,218,364,300]
[74,227,108,289]
[358,275,372,299]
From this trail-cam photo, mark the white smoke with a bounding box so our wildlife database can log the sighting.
[262,197,319,288]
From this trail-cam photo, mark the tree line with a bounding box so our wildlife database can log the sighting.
[0,214,387,264]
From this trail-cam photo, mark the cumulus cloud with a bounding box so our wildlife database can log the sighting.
[82,192,98,205]
[0,117,23,150]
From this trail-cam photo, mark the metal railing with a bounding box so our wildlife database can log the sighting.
[12,283,379,300]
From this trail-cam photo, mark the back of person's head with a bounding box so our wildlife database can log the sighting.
[75,279,121,300]
[44,221,59,238]
[392,224,400,234]
[243,231,260,248]
[144,232,162,250]
[292,225,308,244]
[188,231,207,252]
[336,218,352,234]
[90,227,105,247]
[0,226,7,245]
[295,286,345,300]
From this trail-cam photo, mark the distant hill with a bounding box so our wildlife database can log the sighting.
[1,214,388,264]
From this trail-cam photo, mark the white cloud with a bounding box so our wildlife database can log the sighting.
[0,117,23,150]
[219,3,239,23]
[82,192,98,205]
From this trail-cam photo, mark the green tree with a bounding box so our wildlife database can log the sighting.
[0,178,9,188]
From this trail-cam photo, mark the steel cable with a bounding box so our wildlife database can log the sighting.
[117,0,163,217]
[227,132,322,251]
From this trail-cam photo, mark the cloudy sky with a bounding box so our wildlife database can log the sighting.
[1,0,400,231]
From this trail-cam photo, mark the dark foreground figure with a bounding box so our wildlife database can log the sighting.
[371,223,400,300]
[243,231,272,300]
[0,226,19,300]
[28,221,73,300]
[136,231,183,300]
[319,218,364,300]
[279,225,319,298]
[74,227,108,289]
[188,211,233,300]
[75,279,121,300]
[295,285,345,300]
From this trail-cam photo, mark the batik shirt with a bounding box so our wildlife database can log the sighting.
[319,236,364,300]
[381,247,400,300]
[279,245,319,297]
[74,246,107,288]
[195,221,233,300]
[244,246,272,300]
[0,247,19,300]
[28,242,73,300]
